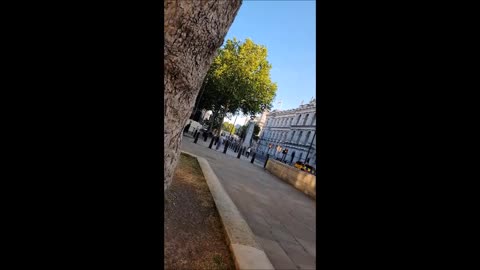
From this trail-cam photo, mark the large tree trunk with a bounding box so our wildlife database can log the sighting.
[164,0,242,192]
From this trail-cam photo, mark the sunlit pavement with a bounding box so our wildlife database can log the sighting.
[180,135,316,270]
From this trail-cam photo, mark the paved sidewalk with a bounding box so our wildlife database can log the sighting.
[181,135,316,270]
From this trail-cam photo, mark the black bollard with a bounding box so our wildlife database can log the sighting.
[208,136,215,149]
[251,152,256,163]
[264,154,270,168]
[223,141,229,154]
[237,147,242,159]
[203,134,208,142]
[194,130,197,137]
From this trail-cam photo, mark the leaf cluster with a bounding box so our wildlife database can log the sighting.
[198,38,277,118]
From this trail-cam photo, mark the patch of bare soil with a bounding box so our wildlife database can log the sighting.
[165,154,235,270]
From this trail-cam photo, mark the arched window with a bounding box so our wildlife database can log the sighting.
[296,114,301,125]
[304,131,311,144]
[290,131,295,142]
[311,113,316,125]
[296,131,303,144]
[303,114,309,125]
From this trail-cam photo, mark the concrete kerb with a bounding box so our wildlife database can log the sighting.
[181,151,275,270]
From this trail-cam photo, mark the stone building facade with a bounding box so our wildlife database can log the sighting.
[258,99,316,168]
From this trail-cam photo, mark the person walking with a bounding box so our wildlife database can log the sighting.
[246,147,251,158]
[216,134,224,150]
[281,148,288,162]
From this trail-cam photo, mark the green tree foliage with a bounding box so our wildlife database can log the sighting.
[252,124,261,141]
[222,122,235,134]
[197,38,277,133]
[253,124,260,135]
[236,124,247,138]
[236,123,260,140]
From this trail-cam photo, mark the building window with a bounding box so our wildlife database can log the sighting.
[303,114,309,125]
[311,113,316,125]
[296,114,301,125]
[290,131,295,142]
[304,131,311,144]
[296,131,303,144]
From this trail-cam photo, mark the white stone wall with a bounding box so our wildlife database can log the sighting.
[185,120,203,133]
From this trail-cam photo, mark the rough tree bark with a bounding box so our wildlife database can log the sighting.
[164,0,242,192]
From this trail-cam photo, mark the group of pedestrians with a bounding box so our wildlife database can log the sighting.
[211,133,255,158]
[186,126,256,159]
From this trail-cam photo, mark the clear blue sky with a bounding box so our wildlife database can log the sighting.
[225,0,316,111]
[223,0,316,125]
